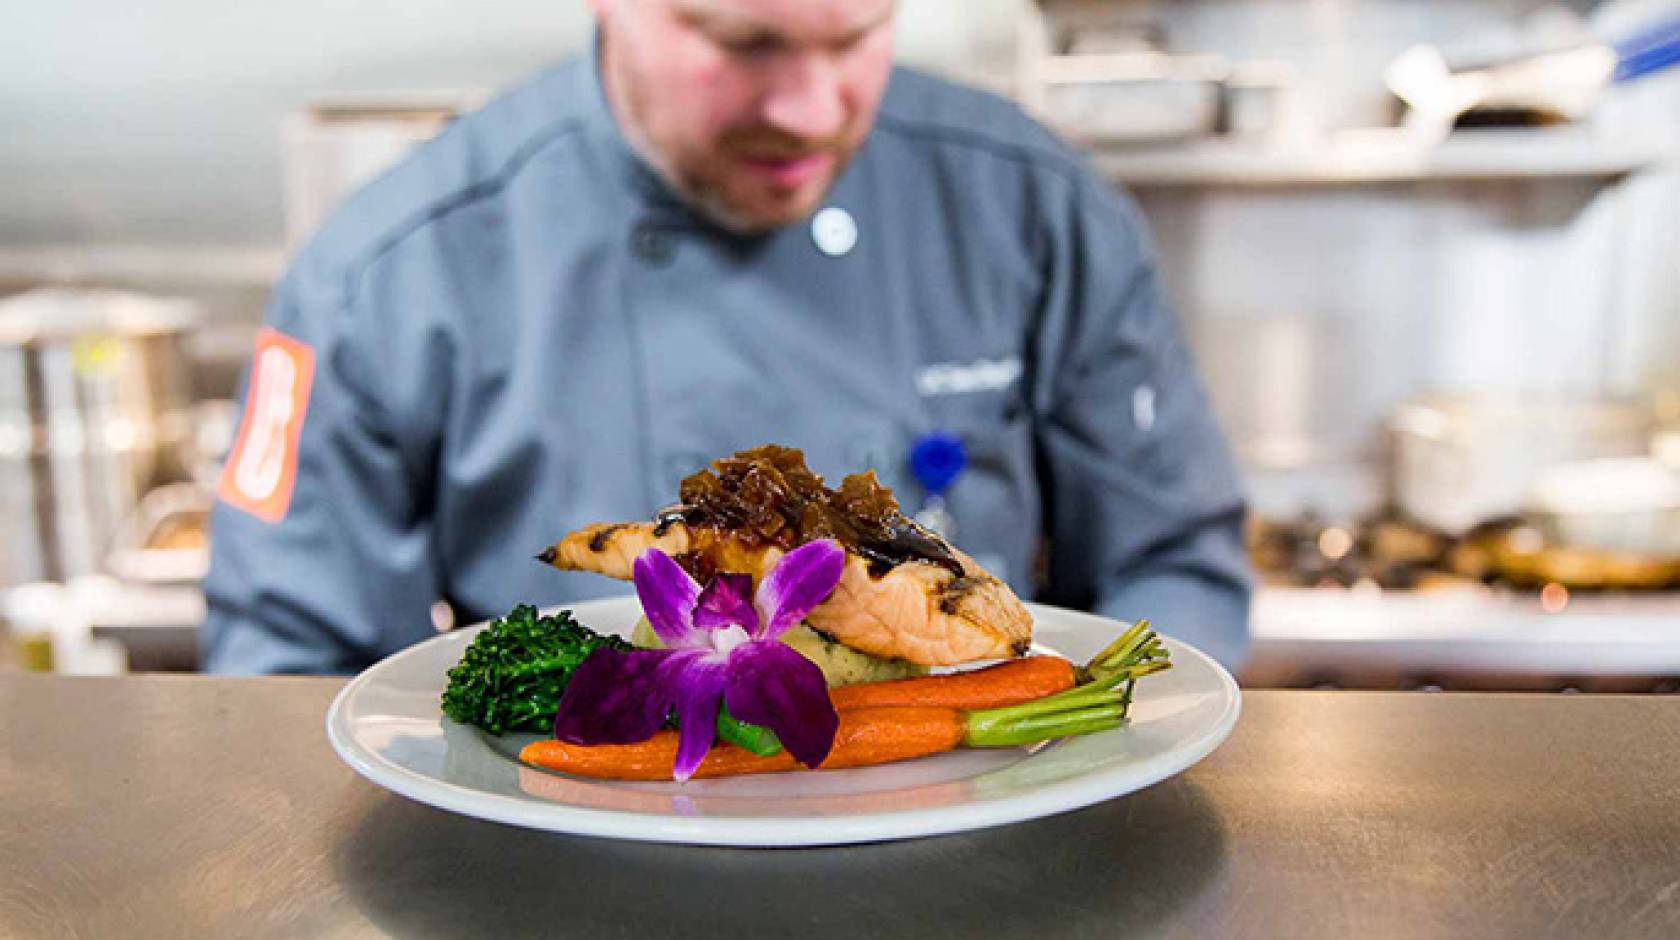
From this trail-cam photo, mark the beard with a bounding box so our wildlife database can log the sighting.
[647,127,858,234]
[614,75,859,233]
[680,137,853,233]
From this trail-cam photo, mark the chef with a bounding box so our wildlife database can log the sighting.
[203,0,1253,674]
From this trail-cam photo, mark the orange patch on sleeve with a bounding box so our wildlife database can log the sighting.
[217,328,317,523]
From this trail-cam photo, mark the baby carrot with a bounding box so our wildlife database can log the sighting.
[529,657,1076,781]
[828,619,1172,715]
[519,621,1175,782]
[520,678,1131,782]
[521,707,967,781]
[829,655,1076,712]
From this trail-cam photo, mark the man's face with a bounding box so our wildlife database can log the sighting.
[592,0,896,232]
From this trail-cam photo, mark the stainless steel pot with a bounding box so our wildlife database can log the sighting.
[1389,395,1654,536]
[0,289,199,583]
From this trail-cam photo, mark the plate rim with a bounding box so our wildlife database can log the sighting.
[326,599,1241,847]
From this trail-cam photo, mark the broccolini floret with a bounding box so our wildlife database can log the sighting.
[441,604,631,734]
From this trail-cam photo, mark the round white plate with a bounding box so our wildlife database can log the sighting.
[327,597,1240,847]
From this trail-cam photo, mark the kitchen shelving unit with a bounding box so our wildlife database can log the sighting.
[1086,128,1658,187]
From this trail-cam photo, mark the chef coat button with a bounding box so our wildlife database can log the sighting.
[631,222,674,265]
[811,207,857,257]
[1133,384,1157,432]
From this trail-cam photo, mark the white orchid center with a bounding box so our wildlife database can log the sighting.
[710,624,752,657]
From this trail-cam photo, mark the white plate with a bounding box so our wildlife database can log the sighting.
[327,597,1240,847]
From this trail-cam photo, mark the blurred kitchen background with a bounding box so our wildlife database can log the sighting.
[4,0,1679,688]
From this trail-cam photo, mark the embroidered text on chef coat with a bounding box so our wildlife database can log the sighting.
[916,356,1022,397]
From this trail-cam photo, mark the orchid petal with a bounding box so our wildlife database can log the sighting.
[552,648,672,745]
[724,640,839,769]
[658,651,729,781]
[692,573,760,634]
[632,548,702,648]
[754,539,845,639]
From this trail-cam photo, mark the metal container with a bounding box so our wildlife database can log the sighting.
[1038,53,1226,144]
[0,289,199,584]
[1526,457,1680,557]
[1389,395,1653,536]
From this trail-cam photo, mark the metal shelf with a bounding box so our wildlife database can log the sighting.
[0,244,285,287]
[1089,129,1661,187]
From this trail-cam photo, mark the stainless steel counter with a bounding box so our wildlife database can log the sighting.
[3,675,1679,938]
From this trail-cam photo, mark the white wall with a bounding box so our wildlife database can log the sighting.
[0,0,1026,247]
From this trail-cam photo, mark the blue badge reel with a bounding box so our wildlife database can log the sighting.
[909,432,966,539]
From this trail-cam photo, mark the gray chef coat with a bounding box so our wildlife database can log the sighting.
[202,49,1252,674]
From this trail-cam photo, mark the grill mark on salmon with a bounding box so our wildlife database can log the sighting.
[588,523,630,553]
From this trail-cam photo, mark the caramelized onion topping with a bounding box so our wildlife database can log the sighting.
[658,445,963,578]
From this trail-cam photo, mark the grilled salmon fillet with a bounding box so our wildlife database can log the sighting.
[542,519,1033,665]
[540,446,1034,665]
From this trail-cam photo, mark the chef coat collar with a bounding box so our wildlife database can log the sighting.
[572,33,699,218]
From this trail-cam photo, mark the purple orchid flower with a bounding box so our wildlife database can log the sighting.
[552,539,845,781]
